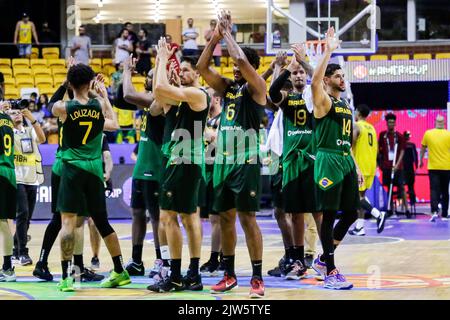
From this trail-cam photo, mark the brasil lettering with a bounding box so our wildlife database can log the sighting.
[225,92,243,99]
[288,99,305,106]
[0,119,14,129]
[335,107,352,115]
[69,109,100,121]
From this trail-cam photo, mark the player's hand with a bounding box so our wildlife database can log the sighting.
[169,61,181,87]
[123,54,136,73]
[104,172,111,182]
[156,37,171,61]
[286,52,301,73]
[218,10,233,35]
[21,109,35,122]
[357,170,365,188]
[271,50,287,69]
[291,43,307,62]
[212,19,223,40]
[94,75,108,98]
[67,56,77,69]
[325,27,341,53]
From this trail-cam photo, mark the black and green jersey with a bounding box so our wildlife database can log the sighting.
[314,96,353,154]
[133,109,165,181]
[282,91,315,164]
[60,98,105,179]
[215,83,265,165]
[162,105,180,160]
[164,89,210,166]
[0,112,16,187]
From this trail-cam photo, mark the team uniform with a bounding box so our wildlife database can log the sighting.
[200,114,220,218]
[314,96,359,211]
[213,83,265,213]
[131,109,165,218]
[0,112,16,220]
[281,92,316,213]
[270,159,283,209]
[354,120,378,191]
[159,90,209,214]
[57,99,105,215]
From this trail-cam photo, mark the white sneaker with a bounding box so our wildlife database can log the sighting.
[430,212,439,222]
[0,268,16,282]
[348,227,365,236]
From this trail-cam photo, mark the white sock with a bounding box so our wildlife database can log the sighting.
[371,207,381,218]
[356,218,365,229]
[160,245,170,260]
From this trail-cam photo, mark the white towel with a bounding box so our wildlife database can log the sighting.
[265,109,284,157]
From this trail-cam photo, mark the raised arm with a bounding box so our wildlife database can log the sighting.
[311,27,340,118]
[154,38,206,111]
[196,23,230,95]
[94,77,119,131]
[220,11,266,106]
[22,109,46,144]
[122,54,154,109]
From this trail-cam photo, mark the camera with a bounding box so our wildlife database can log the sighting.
[9,99,29,110]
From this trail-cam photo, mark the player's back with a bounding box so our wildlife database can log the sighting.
[60,98,105,162]
[0,112,14,169]
[354,119,378,177]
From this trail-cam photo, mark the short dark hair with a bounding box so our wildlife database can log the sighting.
[325,63,342,77]
[357,104,371,118]
[124,22,132,27]
[79,24,86,29]
[385,113,396,121]
[120,28,129,37]
[181,56,199,70]
[242,47,260,70]
[67,64,95,90]
[140,28,148,37]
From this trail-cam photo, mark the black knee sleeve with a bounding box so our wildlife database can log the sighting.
[91,212,115,238]
[334,210,358,241]
[360,198,373,212]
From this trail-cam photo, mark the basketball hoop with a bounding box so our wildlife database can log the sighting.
[305,40,326,69]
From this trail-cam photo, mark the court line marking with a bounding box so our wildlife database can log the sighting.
[0,287,35,300]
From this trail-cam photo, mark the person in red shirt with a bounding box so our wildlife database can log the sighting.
[165,34,180,73]
[378,113,410,216]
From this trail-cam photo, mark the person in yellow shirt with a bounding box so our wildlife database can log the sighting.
[13,13,39,58]
[348,105,386,236]
[420,115,450,222]
[113,106,135,144]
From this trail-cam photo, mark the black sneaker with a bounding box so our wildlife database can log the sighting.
[377,211,387,233]
[33,261,53,281]
[91,256,100,270]
[19,254,33,266]
[80,268,105,282]
[304,254,314,269]
[267,266,282,277]
[125,259,145,276]
[147,277,186,293]
[200,260,219,276]
[183,273,203,291]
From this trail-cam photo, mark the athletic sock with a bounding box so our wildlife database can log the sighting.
[287,246,295,262]
[73,254,84,272]
[293,246,305,264]
[132,244,143,264]
[284,247,290,260]
[371,207,381,219]
[161,245,170,267]
[170,259,181,280]
[356,218,365,229]
[61,260,72,280]
[112,255,124,273]
[38,249,49,264]
[222,255,236,277]
[210,251,220,264]
[189,258,200,276]
[3,255,12,270]
[251,260,262,278]
[155,248,162,260]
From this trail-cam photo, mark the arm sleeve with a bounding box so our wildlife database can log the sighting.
[101,134,110,152]
[133,143,139,155]
[113,83,138,111]
[47,84,68,113]
[269,69,290,105]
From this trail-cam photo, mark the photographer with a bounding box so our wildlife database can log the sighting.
[7,105,46,265]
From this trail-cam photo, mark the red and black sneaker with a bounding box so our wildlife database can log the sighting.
[249,276,265,298]
[210,272,238,293]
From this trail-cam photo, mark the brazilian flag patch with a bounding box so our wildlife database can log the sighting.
[319,177,333,189]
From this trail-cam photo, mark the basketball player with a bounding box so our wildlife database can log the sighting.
[269,44,321,280]
[197,11,266,298]
[310,27,362,290]
[52,64,130,291]
[33,65,113,282]
[0,102,16,282]
[147,38,209,292]
[348,105,385,236]
[120,56,168,278]
[199,88,223,276]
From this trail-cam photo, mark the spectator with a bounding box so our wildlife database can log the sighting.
[70,25,92,65]
[6,107,46,266]
[135,28,152,76]
[420,115,450,221]
[111,63,124,95]
[378,113,409,215]
[249,25,266,43]
[29,92,38,104]
[204,20,222,67]
[166,35,181,73]
[182,18,199,56]
[37,94,52,118]
[124,22,139,53]
[113,29,133,68]
[39,21,57,43]
[14,13,39,58]
[113,106,136,144]
[28,100,45,125]
[403,131,418,207]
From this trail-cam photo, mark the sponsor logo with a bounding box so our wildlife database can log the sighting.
[250,191,256,197]
[337,139,351,147]
[287,129,312,137]
[166,191,173,198]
